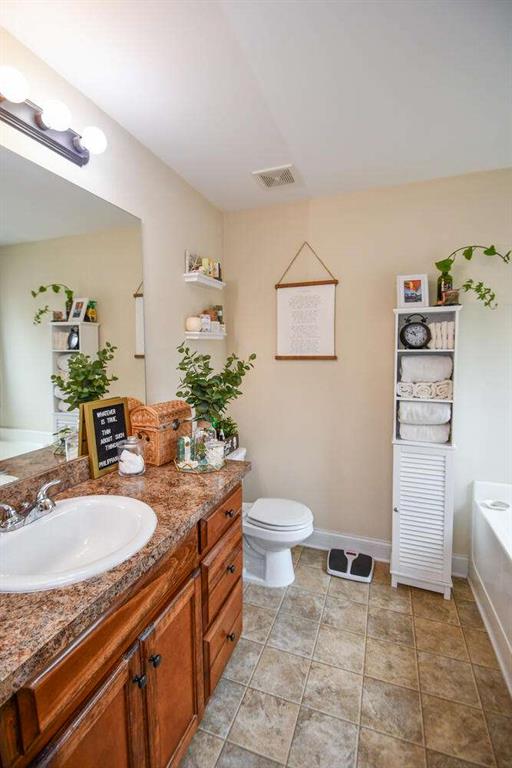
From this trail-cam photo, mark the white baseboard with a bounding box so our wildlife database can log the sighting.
[305,527,469,578]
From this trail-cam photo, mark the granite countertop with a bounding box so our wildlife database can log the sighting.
[0,460,250,707]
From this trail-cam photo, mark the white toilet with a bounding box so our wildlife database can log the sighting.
[242,498,314,587]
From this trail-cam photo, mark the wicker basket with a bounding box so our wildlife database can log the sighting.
[130,400,192,466]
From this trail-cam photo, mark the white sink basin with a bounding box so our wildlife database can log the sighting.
[0,495,157,593]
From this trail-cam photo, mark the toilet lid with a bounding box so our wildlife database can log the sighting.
[247,498,313,530]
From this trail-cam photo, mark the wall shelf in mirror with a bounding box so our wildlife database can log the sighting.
[184,330,226,341]
[183,272,225,290]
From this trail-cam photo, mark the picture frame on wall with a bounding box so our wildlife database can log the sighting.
[396,274,429,308]
[69,297,89,322]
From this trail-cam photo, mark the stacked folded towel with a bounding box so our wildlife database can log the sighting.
[401,355,453,383]
[399,424,450,443]
[426,321,455,350]
[398,402,451,425]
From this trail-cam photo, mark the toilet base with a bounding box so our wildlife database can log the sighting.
[243,537,296,588]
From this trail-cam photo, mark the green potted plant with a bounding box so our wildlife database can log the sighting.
[51,342,118,411]
[216,415,240,454]
[435,244,510,308]
[176,344,256,437]
[31,283,74,324]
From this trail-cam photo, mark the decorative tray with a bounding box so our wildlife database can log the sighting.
[174,460,224,474]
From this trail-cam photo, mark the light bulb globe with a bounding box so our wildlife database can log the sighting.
[80,126,107,155]
[40,100,72,131]
[0,66,29,103]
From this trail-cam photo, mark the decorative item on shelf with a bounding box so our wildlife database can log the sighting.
[67,326,80,350]
[79,396,130,478]
[133,281,145,359]
[85,300,97,323]
[184,250,223,283]
[399,314,431,349]
[52,310,65,322]
[31,282,74,324]
[275,241,338,360]
[130,400,192,466]
[69,297,89,323]
[396,274,429,309]
[442,289,460,306]
[185,316,202,332]
[117,436,145,476]
[200,314,211,333]
[0,65,107,166]
[434,244,510,308]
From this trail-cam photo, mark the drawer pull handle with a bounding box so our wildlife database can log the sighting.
[133,673,147,689]
[149,654,162,668]
[227,632,236,642]
[225,509,235,519]
[226,564,236,574]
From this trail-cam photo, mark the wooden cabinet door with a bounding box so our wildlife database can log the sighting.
[141,572,204,768]
[33,643,147,768]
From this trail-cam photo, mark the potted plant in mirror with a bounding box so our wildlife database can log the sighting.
[216,416,240,456]
[51,342,118,412]
[31,283,75,324]
[176,344,256,447]
[435,244,510,308]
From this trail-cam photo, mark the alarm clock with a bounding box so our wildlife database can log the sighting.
[399,314,431,349]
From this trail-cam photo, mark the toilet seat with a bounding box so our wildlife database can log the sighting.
[247,498,313,531]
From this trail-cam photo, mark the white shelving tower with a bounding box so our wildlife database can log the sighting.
[391,305,461,599]
[51,322,100,433]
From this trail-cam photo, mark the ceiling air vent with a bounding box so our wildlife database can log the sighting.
[252,164,296,189]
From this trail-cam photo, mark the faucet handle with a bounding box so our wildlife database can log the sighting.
[36,479,61,505]
[0,503,25,532]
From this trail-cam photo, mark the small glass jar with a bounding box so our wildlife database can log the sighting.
[193,424,217,467]
[206,440,225,469]
[65,431,79,461]
[118,436,145,476]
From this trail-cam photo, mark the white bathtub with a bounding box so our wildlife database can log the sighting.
[471,481,512,692]
[0,427,53,461]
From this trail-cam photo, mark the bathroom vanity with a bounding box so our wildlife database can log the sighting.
[0,460,249,768]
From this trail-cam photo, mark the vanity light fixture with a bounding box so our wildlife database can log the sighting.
[0,66,107,166]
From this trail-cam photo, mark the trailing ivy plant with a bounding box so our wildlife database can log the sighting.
[51,342,118,411]
[435,245,510,309]
[176,344,256,425]
[31,283,74,324]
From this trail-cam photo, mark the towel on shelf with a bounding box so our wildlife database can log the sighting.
[434,379,453,400]
[56,354,73,372]
[400,423,450,444]
[401,354,453,383]
[427,324,435,350]
[398,401,451,425]
[54,385,67,399]
[57,398,71,412]
[441,321,448,349]
[412,382,435,399]
[396,382,414,398]
[446,322,454,349]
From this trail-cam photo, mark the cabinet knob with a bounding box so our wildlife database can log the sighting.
[393,507,399,514]
[149,654,162,668]
[133,673,147,689]
[227,632,236,642]
[225,509,235,519]
[226,564,236,574]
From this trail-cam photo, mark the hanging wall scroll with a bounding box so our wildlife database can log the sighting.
[275,242,338,360]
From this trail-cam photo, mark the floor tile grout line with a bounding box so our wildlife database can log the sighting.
[411,597,427,755]
[353,590,369,766]
[454,588,499,768]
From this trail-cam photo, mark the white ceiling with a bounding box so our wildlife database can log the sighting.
[1,0,511,211]
[0,147,138,245]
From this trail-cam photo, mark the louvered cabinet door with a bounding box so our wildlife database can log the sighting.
[391,445,454,592]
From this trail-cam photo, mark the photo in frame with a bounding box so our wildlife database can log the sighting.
[396,274,429,308]
[69,297,89,322]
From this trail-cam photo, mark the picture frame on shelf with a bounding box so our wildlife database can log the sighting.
[396,274,429,308]
[184,250,202,273]
[69,297,89,322]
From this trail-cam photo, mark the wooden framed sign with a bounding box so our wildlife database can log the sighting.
[275,280,337,360]
[79,397,130,478]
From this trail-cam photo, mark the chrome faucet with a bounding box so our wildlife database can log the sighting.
[0,479,61,533]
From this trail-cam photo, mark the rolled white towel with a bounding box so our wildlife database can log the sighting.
[433,323,442,350]
[398,402,451,425]
[57,398,70,412]
[401,355,453,383]
[427,323,435,349]
[447,321,454,350]
[57,354,73,372]
[54,385,67,399]
[441,321,448,349]
[412,382,435,399]
[400,423,450,444]
[434,379,453,400]
[397,381,414,398]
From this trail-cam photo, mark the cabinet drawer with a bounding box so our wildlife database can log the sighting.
[203,579,243,699]
[201,522,242,628]
[199,486,242,555]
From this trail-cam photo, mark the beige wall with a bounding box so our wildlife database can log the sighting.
[0,226,145,431]
[0,29,225,404]
[224,169,512,556]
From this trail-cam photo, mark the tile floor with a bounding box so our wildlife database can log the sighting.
[182,547,512,768]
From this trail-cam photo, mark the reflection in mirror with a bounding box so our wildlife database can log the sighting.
[0,147,145,486]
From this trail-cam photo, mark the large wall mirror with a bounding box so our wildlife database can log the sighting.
[0,147,145,487]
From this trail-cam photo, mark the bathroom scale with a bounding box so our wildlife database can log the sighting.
[327,549,374,583]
